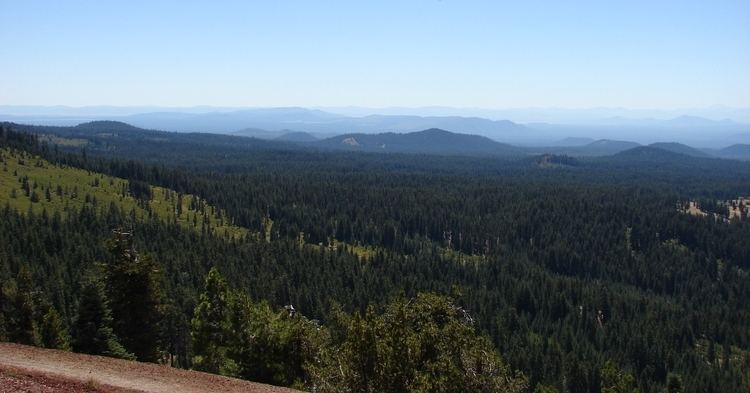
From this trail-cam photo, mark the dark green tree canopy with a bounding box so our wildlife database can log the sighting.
[105,229,164,362]
[72,279,133,360]
[191,267,237,376]
[309,293,529,393]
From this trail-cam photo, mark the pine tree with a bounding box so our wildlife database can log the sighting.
[40,306,71,350]
[229,295,322,387]
[161,302,192,368]
[10,268,41,346]
[0,281,9,341]
[105,230,164,362]
[72,279,133,360]
[191,267,237,376]
[665,374,683,393]
[601,360,639,393]
[21,176,30,196]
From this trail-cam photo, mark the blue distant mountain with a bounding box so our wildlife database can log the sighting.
[554,137,596,146]
[315,128,521,155]
[2,106,750,148]
[718,144,750,160]
[275,131,318,142]
[647,142,711,157]
[121,110,528,139]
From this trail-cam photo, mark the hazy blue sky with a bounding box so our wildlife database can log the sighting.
[1,0,748,108]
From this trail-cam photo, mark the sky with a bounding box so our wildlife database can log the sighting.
[1,0,749,109]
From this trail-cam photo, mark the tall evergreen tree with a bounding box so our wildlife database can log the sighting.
[40,306,71,350]
[601,360,639,393]
[229,295,324,388]
[10,267,41,346]
[665,374,683,393]
[72,279,133,359]
[191,267,237,376]
[0,279,10,341]
[161,302,192,368]
[105,230,164,362]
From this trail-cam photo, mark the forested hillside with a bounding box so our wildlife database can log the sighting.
[314,128,522,155]
[1,124,749,392]
[0,147,247,240]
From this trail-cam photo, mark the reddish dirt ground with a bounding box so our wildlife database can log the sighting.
[0,343,301,393]
[1,367,108,393]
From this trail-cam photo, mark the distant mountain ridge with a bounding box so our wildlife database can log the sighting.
[585,139,640,150]
[609,146,703,163]
[554,137,596,146]
[73,120,143,131]
[1,120,302,153]
[526,117,750,148]
[315,128,521,155]
[3,106,750,147]
[647,142,711,157]
[1,107,527,139]
[6,120,750,163]
[607,145,746,165]
[275,131,318,142]
[718,144,750,160]
[529,139,641,157]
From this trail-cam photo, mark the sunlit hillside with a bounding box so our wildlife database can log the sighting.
[0,147,248,240]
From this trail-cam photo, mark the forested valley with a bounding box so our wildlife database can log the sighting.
[1,123,749,392]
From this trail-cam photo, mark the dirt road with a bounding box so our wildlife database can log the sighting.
[0,343,301,393]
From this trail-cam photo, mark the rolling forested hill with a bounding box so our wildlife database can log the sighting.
[719,143,750,160]
[315,128,522,155]
[648,142,711,157]
[1,123,749,393]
